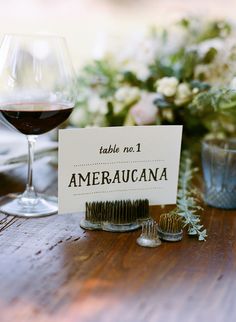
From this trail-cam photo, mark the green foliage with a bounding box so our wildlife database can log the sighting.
[178,17,231,42]
[190,89,236,136]
[181,50,199,80]
[196,20,231,42]
[202,47,218,64]
[191,89,236,112]
[106,101,133,126]
[76,60,119,97]
[72,18,236,140]
[176,153,207,241]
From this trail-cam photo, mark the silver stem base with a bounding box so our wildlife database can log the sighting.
[136,236,162,248]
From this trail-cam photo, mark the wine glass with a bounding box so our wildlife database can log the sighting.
[0,34,75,217]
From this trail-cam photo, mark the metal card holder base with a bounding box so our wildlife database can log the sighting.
[80,199,150,233]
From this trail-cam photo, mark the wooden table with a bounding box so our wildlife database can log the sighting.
[0,159,236,322]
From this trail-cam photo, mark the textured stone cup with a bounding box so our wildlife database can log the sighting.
[201,138,236,209]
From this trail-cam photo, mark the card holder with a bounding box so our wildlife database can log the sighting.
[80,199,150,232]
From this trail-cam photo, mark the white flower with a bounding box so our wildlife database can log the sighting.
[192,87,199,95]
[196,38,224,57]
[114,86,141,114]
[116,34,158,81]
[93,114,107,126]
[115,86,140,104]
[137,38,158,64]
[205,132,225,140]
[130,92,158,125]
[174,83,192,106]
[117,35,158,66]
[132,63,150,81]
[162,108,174,122]
[87,96,108,115]
[194,64,211,81]
[70,108,87,126]
[230,77,236,90]
[156,77,179,97]
[161,25,188,55]
[122,61,151,81]
[193,38,236,86]
[113,102,124,115]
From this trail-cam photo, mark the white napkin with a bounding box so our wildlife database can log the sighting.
[0,129,58,172]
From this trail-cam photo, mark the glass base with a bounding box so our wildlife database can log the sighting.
[204,188,236,209]
[0,193,58,218]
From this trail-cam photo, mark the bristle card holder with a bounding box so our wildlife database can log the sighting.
[80,199,150,232]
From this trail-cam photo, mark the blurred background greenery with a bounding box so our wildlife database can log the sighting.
[0,0,235,69]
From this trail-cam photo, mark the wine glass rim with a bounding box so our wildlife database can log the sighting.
[2,32,66,40]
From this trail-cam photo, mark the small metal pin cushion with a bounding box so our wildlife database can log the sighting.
[136,220,161,248]
[157,212,183,242]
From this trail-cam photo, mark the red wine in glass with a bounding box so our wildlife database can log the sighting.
[0,103,73,135]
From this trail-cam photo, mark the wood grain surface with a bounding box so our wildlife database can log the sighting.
[0,160,236,322]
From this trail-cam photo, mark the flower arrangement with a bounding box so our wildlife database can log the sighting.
[71,17,236,150]
[70,17,236,241]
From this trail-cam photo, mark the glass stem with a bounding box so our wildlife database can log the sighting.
[27,135,37,194]
[19,135,38,205]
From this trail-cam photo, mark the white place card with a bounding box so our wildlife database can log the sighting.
[58,126,182,213]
